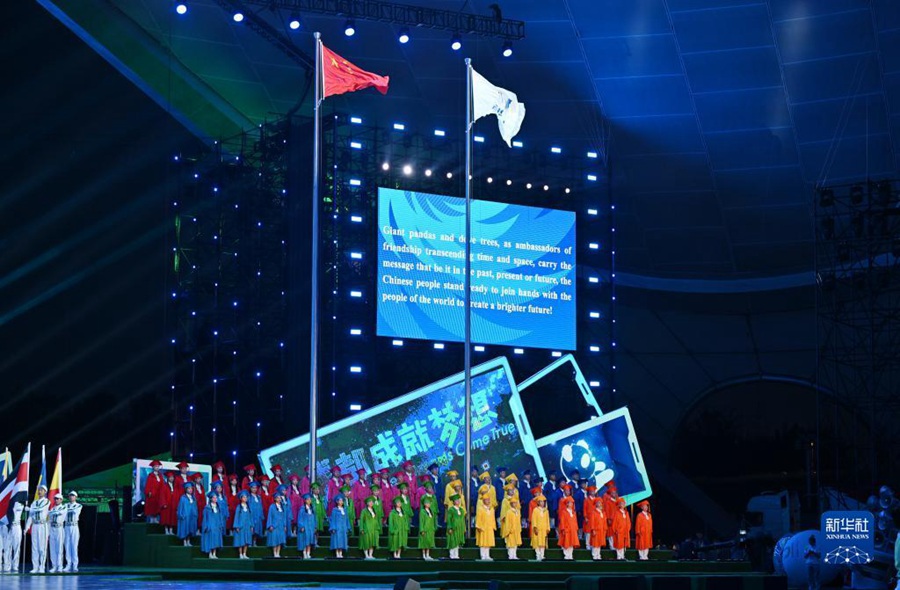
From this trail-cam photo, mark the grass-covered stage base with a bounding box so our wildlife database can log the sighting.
[124,524,785,589]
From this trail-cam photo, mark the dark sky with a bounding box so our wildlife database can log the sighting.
[0,2,200,477]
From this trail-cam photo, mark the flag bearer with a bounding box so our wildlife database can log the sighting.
[25,484,50,573]
[63,491,82,572]
[47,493,66,573]
[4,500,25,572]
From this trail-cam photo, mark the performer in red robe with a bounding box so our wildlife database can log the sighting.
[225,474,240,531]
[268,464,285,494]
[192,473,207,531]
[299,465,310,496]
[557,493,580,559]
[352,469,369,519]
[400,460,418,507]
[241,464,257,491]
[211,461,227,484]
[379,468,393,507]
[143,460,164,523]
[611,497,632,560]
[258,474,273,513]
[634,500,653,560]
[172,461,190,509]
[159,470,177,534]
[325,466,343,513]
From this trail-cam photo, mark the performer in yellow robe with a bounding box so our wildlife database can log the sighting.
[475,492,496,561]
[501,498,522,560]
[499,483,516,522]
[443,471,465,516]
[530,494,550,562]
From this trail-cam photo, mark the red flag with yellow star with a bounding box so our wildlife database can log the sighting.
[321,44,389,98]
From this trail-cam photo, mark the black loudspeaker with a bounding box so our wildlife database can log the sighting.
[393,577,421,590]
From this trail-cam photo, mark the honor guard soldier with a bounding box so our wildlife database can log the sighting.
[25,484,50,573]
[4,498,25,572]
[47,493,66,573]
[63,490,82,574]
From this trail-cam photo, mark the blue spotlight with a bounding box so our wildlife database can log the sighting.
[502,41,513,57]
[233,12,244,22]
[344,19,355,36]
[289,14,301,30]
[398,27,410,44]
[451,35,461,51]
[176,3,188,15]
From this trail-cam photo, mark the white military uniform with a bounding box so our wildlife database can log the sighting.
[4,502,24,572]
[47,500,67,572]
[26,496,50,573]
[64,499,82,572]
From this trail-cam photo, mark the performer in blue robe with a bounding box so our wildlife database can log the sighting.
[232,490,253,559]
[296,494,318,559]
[200,492,224,558]
[329,496,350,558]
[211,481,229,527]
[543,471,563,526]
[266,493,288,557]
[247,481,265,546]
[176,482,198,546]
[276,484,293,539]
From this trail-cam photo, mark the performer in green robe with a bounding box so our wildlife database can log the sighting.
[418,496,437,560]
[397,482,414,530]
[310,482,327,532]
[369,484,385,523]
[340,485,355,535]
[358,496,381,560]
[445,493,466,560]
[388,496,409,558]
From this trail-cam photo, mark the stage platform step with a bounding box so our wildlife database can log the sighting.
[125,524,780,590]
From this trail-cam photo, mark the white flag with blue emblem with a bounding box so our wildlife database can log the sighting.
[471,67,525,147]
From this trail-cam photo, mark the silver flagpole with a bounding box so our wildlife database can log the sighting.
[309,32,323,488]
[463,57,473,537]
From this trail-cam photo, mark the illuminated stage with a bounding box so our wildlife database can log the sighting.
[122,524,778,590]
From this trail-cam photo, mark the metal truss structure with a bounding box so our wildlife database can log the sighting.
[815,178,900,491]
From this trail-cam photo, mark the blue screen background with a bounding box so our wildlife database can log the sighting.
[376,188,576,350]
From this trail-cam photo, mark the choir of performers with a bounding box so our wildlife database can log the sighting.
[201,491,224,559]
[358,496,381,560]
[475,489,496,561]
[176,482,198,546]
[418,496,437,560]
[296,494,318,559]
[329,495,350,558]
[634,500,653,560]
[266,492,288,558]
[147,460,658,562]
[143,460,164,524]
[232,490,253,559]
[530,494,550,561]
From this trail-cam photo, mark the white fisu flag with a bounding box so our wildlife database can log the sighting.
[471,67,525,147]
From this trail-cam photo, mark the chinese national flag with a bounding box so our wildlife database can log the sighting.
[322,44,389,98]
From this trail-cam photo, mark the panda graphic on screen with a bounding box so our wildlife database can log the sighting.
[560,439,615,488]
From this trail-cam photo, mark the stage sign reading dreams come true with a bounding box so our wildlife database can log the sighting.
[376,188,577,350]
[820,511,875,565]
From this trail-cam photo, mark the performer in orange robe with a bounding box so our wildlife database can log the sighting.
[611,497,632,560]
[602,482,619,549]
[557,494,580,560]
[589,497,608,560]
[634,500,653,560]
[583,485,599,549]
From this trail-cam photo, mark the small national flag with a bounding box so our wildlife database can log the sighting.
[0,448,11,479]
[471,67,526,147]
[48,448,62,504]
[34,444,47,502]
[321,44,389,98]
[0,444,30,525]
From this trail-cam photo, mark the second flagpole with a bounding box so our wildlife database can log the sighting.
[463,57,473,538]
